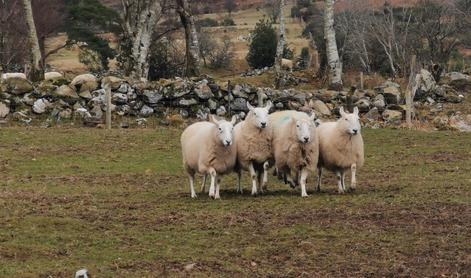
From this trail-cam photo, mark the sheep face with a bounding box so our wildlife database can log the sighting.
[210,115,237,147]
[294,114,316,143]
[338,107,361,135]
[247,101,272,129]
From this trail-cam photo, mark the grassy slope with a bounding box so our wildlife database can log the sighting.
[0,127,470,277]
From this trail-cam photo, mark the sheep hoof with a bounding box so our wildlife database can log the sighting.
[214,195,221,200]
[338,190,345,194]
[191,194,197,198]
[301,193,308,198]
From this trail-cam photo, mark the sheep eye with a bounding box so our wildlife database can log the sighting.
[218,128,222,131]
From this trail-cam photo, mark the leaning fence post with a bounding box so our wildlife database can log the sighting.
[360,72,364,90]
[105,83,112,130]
[406,55,417,129]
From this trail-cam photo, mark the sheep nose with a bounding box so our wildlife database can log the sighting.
[261,122,267,128]
[303,137,309,143]
[225,140,232,146]
[352,129,358,134]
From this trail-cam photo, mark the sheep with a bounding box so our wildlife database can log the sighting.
[282,58,294,71]
[234,101,273,195]
[1,73,27,80]
[269,110,319,197]
[317,107,364,194]
[181,115,237,199]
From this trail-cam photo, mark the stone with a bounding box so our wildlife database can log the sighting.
[316,90,339,102]
[139,105,154,117]
[208,99,218,110]
[71,73,98,95]
[79,90,92,99]
[75,108,91,119]
[53,85,79,101]
[4,77,33,95]
[216,106,227,116]
[59,108,72,119]
[143,90,162,104]
[22,93,36,106]
[44,72,64,81]
[12,111,31,122]
[418,69,436,93]
[433,115,450,130]
[101,76,124,90]
[181,109,190,118]
[194,80,214,99]
[116,105,131,116]
[364,107,381,121]
[447,72,471,92]
[0,102,9,118]
[90,105,103,119]
[311,100,331,116]
[355,98,370,112]
[231,98,247,111]
[118,83,132,94]
[32,99,51,114]
[382,86,401,104]
[275,102,284,109]
[179,98,198,106]
[232,84,249,98]
[382,109,402,123]
[373,94,386,110]
[112,93,128,104]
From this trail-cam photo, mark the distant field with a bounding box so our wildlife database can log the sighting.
[44,4,310,78]
[0,127,470,277]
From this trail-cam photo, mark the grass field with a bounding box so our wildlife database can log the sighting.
[0,127,470,277]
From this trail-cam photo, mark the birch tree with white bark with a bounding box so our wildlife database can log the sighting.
[121,0,163,80]
[274,0,286,87]
[176,0,201,77]
[324,0,342,89]
[22,0,43,81]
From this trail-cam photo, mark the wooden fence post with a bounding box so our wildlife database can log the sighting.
[105,83,112,130]
[406,55,417,129]
[360,72,364,90]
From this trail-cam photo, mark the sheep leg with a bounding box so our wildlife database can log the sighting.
[249,163,258,196]
[336,171,344,194]
[200,174,207,193]
[350,163,357,190]
[236,170,243,194]
[257,171,264,194]
[341,171,346,192]
[215,177,221,200]
[316,166,322,192]
[208,168,217,198]
[300,168,309,197]
[188,173,197,198]
[262,161,269,191]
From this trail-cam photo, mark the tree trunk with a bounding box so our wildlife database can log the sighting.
[121,0,161,80]
[177,0,201,77]
[275,0,285,74]
[22,0,43,81]
[324,0,342,90]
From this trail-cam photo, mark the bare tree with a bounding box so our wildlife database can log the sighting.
[176,0,201,77]
[22,0,43,81]
[275,0,286,88]
[0,0,28,72]
[324,0,342,89]
[121,0,163,80]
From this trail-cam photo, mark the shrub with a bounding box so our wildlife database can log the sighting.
[221,17,236,26]
[197,18,219,27]
[246,18,277,69]
[148,39,185,80]
[208,36,234,69]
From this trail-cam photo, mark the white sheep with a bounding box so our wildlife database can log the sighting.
[181,115,237,199]
[317,107,364,193]
[270,110,319,197]
[234,101,273,195]
[1,73,27,80]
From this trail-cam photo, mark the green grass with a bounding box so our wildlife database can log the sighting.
[0,127,470,277]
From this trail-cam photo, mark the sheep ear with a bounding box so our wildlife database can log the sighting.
[246,102,255,112]
[209,114,218,125]
[264,100,273,111]
[339,107,346,117]
[309,112,316,122]
[230,115,237,125]
[353,106,359,116]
